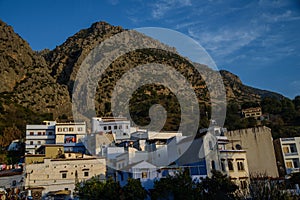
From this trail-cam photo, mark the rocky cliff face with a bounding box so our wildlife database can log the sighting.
[220,70,283,102]
[0,19,284,130]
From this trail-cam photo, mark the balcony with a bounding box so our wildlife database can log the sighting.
[285,152,299,156]
[26,135,55,140]
[25,144,40,149]
[281,138,296,144]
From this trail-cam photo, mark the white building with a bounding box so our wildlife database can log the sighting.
[274,137,300,175]
[91,117,131,141]
[118,160,158,190]
[25,121,56,154]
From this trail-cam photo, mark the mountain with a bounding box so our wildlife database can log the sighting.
[0,19,288,134]
[220,70,284,102]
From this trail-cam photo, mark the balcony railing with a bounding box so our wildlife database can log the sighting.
[285,152,298,156]
[26,135,55,140]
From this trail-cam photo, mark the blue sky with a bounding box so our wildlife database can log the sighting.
[0,0,299,99]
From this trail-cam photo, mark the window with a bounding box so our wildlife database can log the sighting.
[78,127,83,132]
[37,132,41,135]
[69,127,74,132]
[211,160,216,170]
[286,161,293,168]
[282,146,290,153]
[63,127,68,132]
[43,132,46,135]
[209,141,213,150]
[30,141,33,145]
[12,180,16,186]
[104,126,107,130]
[62,173,67,178]
[240,180,247,189]
[58,128,62,132]
[221,159,226,172]
[126,125,129,129]
[114,125,118,130]
[142,172,147,178]
[37,141,41,145]
[235,144,242,150]
[228,159,234,171]
[108,126,111,130]
[30,132,34,135]
[290,144,297,153]
[293,158,299,168]
[237,161,244,171]
[84,171,89,177]
[48,132,53,135]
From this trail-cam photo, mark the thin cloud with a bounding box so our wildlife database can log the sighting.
[106,0,119,6]
[151,0,192,19]
[261,10,300,23]
[188,27,261,57]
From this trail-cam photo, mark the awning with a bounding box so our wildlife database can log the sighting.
[47,190,71,196]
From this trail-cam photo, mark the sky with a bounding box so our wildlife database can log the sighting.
[0,0,299,99]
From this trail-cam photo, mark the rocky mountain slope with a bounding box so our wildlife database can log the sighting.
[0,19,286,133]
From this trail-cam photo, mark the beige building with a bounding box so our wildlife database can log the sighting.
[217,136,250,191]
[241,107,262,119]
[25,145,106,199]
[225,126,278,177]
[55,121,86,144]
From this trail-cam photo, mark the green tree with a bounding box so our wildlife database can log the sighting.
[75,177,122,200]
[280,98,296,123]
[151,170,238,200]
[123,178,147,200]
[200,170,238,200]
[261,97,282,114]
[247,173,291,200]
[293,96,300,111]
[151,169,199,200]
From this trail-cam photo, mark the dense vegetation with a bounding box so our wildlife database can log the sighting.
[0,95,53,163]
[225,96,300,139]
[75,170,297,200]
[75,170,238,200]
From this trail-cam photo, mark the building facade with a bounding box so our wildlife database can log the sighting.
[225,126,278,177]
[55,122,86,144]
[91,117,131,141]
[241,107,262,119]
[274,137,300,176]
[25,121,56,154]
[217,135,250,191]
[25,145,106,199]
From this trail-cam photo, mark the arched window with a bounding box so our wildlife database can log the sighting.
[228,159,234,171]
[211,160,216,170]
[209,141,213,150]
[221,159,226,172]
[237,161,244,171]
